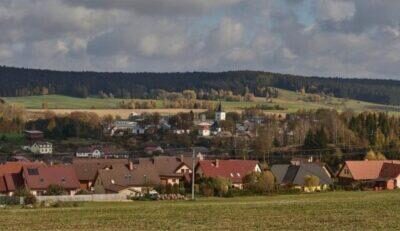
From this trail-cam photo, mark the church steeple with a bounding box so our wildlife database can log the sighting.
[215,102,226,121]
[216,101,223,112]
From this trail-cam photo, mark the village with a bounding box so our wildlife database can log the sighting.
[2,103,400,204]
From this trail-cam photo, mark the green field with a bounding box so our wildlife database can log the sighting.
[1,191,400,230]
[4,89,400,114]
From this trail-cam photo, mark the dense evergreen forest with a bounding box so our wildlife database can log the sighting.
[1,65,400,105]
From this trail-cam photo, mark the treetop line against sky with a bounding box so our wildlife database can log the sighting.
[0,0,400,79]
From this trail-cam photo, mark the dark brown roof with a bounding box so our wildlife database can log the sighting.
[23,165,80,190]
[96,163,160,192]
[139,156,194,177]
[72,158,129,181]
[379,163,400,179]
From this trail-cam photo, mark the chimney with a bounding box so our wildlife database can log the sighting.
[215,159,219,168]
[129,161,134,170]
[180,155,184,163]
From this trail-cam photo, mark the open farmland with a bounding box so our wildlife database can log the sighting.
[4,88,400,117]
[1,191,400,230]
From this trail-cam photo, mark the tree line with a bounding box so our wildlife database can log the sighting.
[1,66,400,105]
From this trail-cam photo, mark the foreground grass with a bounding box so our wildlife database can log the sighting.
[1,191,400,230]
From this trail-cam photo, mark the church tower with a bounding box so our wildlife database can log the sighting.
[215,102,226,121]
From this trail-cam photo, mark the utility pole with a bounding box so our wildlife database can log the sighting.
[191,147,195,200]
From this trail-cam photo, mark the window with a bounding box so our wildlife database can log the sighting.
[27,168,39,175]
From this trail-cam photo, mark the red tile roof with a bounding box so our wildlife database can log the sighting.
[0,161,44,176]
[344,160,400,180]
[0,161,45,193]
[197,160,260,183]
[23,165,80,190]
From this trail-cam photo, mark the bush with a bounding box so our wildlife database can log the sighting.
[46,185,66,196]
[199,177,231,197]
[0,196,20,205]
[14,188,37,205]
[75,189,92,195]
[243,171,275,194]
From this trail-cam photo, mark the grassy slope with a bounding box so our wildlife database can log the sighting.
[4,89,400,114]
[1,191,400,230]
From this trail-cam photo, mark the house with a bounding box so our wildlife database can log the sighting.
[198,122,211,137]
[109,120,137,136]
[271,163,333,192]
[138,156,196,185]
[72,158,129,190]
[29,142,53,154]
[377,162,400,190]
[22,165,80,196]
[75,146,104,158]
[0,161,45,196]
[24,130,44,141]
[93,162,160,196]
[215,102,226,121]
[196,159,261,189]
[337,160,400,189]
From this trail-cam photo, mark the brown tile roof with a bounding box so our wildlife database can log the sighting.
[72,158,129,181]
[197,160,260,184]
[23,165,80,190]
[139,156,196,177]
[379,163,400,179]
[96,163,160,192]
[344,160,400,180]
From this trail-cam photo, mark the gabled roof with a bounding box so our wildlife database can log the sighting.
[96,163,160,192]
[23,165,80,190]
[379,163,400,179]
[270,165,290,184]
[342,160,400,180]
[197,160,259,183]
[0,161,45,193]
[0,161,45,176]
[72,158,129,181]
[139,156,193,177]
[272,163,333,186]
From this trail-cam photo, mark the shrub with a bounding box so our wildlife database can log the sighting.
[14,188,37,205]
[46,185,66,196]
[75,189,92,195]
[0,196,20,205]
[304,175,320,188]
[243,171,275,194]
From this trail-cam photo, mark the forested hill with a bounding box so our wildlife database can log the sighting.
[1,65,400,105]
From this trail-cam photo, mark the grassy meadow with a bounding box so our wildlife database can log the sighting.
[1,191,400,230]
[4,89,400,116]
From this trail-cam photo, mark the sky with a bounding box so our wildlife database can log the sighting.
[0,0,400,79]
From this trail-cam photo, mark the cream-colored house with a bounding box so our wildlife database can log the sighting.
[29,142,53,154]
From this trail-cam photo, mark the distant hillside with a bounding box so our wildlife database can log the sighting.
[1,65,400,105]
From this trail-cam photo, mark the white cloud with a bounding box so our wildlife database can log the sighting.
[0,0,400,78]
[314,0,355,22]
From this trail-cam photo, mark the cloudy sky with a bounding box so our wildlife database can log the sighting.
[0,0,399,79]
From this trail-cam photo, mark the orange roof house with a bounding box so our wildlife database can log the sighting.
[337,160,400,190]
